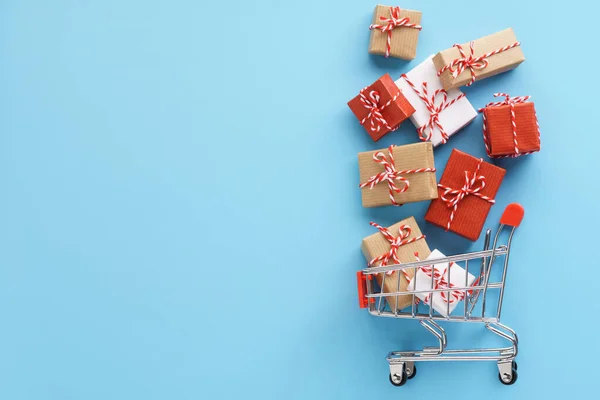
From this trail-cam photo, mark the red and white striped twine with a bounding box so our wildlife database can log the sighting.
[402,252,478,307]
[421,265,461,305]
[401,74,465,144]
[358,88,401,133]
[480,93,540,158]
[438,158,495,231]
[359,145,436,206]
[368,224,425,274]
[369,6,422,58]
[399,252,421,283]
[437,41,520,86]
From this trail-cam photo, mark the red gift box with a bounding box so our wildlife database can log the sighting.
[425,149,506,241]
[348,73,415,141]
[480,93,540,158]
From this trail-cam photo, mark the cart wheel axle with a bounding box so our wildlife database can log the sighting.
[497,359,518,385]
[389,372,407,387]
[389,363,416,387]
[499,370,518,385]
[407,364,417,379]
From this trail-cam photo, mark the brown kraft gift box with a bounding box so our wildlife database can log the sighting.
[368,5,422,60]
[425,149,506,241]
[358,142,437,207]
[361,217,431,311]
[432,28,525,91]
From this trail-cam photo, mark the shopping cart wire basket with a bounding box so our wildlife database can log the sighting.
[356,203,524,386]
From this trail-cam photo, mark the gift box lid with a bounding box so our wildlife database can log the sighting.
[348,74,415,141]
[395,56,477,146]
[425,149,506,241]
[369,5,422,60]
[358,142,437,207]
[484,101,540,156]
[432,28,525,90]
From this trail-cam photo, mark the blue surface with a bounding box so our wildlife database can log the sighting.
[0,1,596,398]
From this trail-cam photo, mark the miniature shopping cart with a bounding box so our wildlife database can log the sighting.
[356,203,524,386]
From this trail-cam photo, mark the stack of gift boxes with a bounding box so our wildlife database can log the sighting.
[350,5,540,316]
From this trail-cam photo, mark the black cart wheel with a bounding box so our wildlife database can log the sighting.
[389,371,407,387]
[512,361,517,371]
[499,370,518,385]
[407,365,417,379]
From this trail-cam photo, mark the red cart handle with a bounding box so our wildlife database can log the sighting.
[500,203,525,227]
[357,271,373,308]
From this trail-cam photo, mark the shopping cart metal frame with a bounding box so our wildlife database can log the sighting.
[356,203,524,386]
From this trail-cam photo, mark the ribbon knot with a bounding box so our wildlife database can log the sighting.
[486,92,531,108]
[359,145,436,206]
[441,171,487,208]
[419,264,466,305]
[378,15,412,32]
[479,93,534,158]
[401,75,466,144]
[401,252,478,308]
[367,223,425,273]
[358,90,393,133]
[437,41,521,86]
[445,42,488,85]
[369,7,422,58]
[438,159,495,230]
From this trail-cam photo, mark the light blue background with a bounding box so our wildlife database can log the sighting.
[0,1,596,399]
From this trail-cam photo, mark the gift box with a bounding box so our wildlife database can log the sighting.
[407,249,477,317]
[480,93,540,158]
[368,5,422,60]
[432,28,525,91]
[361,217,431,311]
[425,149,505,241]
[358,142,437,207]
[395,56,477,146]
[348,73,415,141]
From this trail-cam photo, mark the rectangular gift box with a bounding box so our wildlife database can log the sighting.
[368,5,422,60]
[425,149,506,241]
[432,28,525,91]
[407,249,476,317]
[361,217,431,311]
[358,142,437,207]
[482,98,540,157]
[395,55,477,146]
[348,73,415,141]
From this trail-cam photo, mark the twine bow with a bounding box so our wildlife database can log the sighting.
[358,89,400,133]
[418,264,467,305]
[367,224,425,274]
[402,252,477,307]
[401,74,466,144]
[438,159,495,230]
[480,93,536,157]
[359,145,436,206]
[369,7,422,58]
[437,41,521,86]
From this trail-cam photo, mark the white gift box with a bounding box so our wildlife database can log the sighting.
[395,56,477,147]
[407,249,476,316]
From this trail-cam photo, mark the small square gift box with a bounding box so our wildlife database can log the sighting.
[432,28,525,91]
[358,142,437,207]
[407,249,477,317]
[361,217,431,311]
[395,56,477,146]
[368,5,422,60]
[348,73,415,141]
[425,149,506,241]
[479,93,541,158]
